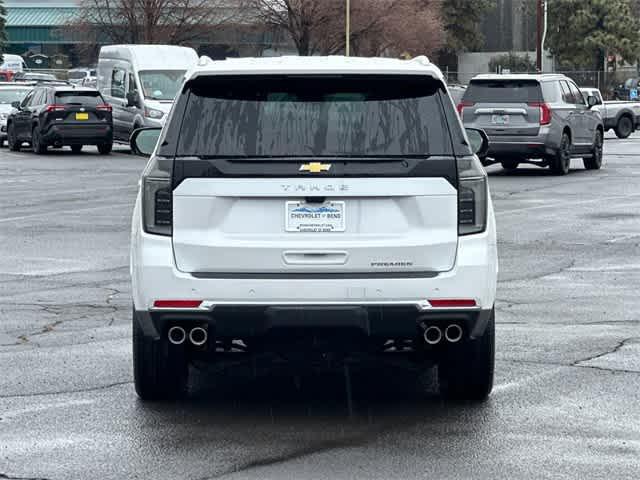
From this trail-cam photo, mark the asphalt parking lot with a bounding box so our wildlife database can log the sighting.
[1,136,639,479]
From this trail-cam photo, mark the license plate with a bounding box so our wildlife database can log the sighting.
[491,114,509,125]
[285,201,345,232]
[75,112,89,120]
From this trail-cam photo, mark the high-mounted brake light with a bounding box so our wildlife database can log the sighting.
[45,104,65,112]
[153,300,203,309]
[528,102,551,125]
[96,104,112,112]
[429,299,477,308]
[457,101,473,116]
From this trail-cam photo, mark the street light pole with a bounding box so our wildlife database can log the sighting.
[345,0,350,56]
[536,0,543,71]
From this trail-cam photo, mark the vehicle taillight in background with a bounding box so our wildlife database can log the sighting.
[528,102,551,125]
[457,101,474,116]
[141,156,173,236]
[45,104,66,112]
[96,104,112,112]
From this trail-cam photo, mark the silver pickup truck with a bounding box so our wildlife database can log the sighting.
[581,87,640,139]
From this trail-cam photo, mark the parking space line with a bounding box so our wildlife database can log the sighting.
[0,203,132,223]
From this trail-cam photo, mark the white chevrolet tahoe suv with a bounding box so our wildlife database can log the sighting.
[129,56,498,401]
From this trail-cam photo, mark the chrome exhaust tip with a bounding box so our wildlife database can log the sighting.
[445,324,463,343]
[423,326,442,345]
[168,326,186,345]
[189,327,208,346]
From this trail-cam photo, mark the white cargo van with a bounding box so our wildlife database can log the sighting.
[0,54,27,73]
[97,45,198,142]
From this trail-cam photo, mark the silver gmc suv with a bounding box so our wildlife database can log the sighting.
[459,74,604,175]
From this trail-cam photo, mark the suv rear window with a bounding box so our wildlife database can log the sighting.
[463,80,542,103]
[55,91,104,106]
[171,75,453,157]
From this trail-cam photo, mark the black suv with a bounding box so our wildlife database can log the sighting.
[7,85,113,154]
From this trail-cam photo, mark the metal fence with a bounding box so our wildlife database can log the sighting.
[444,68,640,100]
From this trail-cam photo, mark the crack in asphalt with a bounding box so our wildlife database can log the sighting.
[203,435,370,479]
[0,473,52,480]
[499,259,575,282]
[0,381,132,400]
[572,337,636,367]
[503,337,639,374]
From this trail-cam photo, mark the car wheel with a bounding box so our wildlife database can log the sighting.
[438,308,495,402]
[551,133,571,175]
[584,130,603,170]
[71,144,83,153]
[133,309,188,400]
[32,126,47,154]
[7,124,20,151]
[614,115,633,139]
[97,142,113,155]
[500,159,519,171]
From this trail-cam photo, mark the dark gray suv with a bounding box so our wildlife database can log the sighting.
[458,74,604,175]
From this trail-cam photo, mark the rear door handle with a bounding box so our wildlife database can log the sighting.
[282,250,348,265]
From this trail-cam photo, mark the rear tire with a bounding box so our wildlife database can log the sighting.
[438,309,495,402]
[133,310,188,400]
[500,159,519,171]
[614,115,633,139]
[550,133,571,175]
[97,142,113,155]
[71,144,83,153]
[584,130,603,170]
[7,123,20,151]
[32,126,47,154]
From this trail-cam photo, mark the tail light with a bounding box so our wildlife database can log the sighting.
[429,299,477,308]
[457,101,473,116]
[141,156,173,236]
[45,104,66,112]
[457,157,488,236]
[153,300,202,309]
[529,102,551,125]
[96,104,112,112]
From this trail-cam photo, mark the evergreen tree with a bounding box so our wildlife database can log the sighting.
[441,0,496,53]
[547,0,640,70]
[0,0,7,64]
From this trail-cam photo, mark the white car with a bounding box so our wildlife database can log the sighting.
[129,55,498,401]
[0,84,33,145]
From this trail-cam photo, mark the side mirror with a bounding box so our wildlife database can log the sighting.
[587,95,599,108]
[465,128,489,158]
[126,91,139,107]
[130,127,161,157]
[11,101,21,110]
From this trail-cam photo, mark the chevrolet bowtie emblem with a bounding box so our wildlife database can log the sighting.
[299,162,331,173]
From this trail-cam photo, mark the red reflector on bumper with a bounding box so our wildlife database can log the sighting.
[429,299,477,308]
[153,300,203,308]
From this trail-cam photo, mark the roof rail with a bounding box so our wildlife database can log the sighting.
[197,56,213,67]
[410,55,431,66]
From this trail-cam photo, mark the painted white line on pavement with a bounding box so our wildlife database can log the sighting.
[0,202,132,223]
[496,192,640,216]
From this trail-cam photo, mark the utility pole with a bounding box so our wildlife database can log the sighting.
[536,0,543,71]
[345,0,350,56]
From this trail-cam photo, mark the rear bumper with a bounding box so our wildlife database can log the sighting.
[130,195,498,341]
[42,124,113,145]
[135,306,494,342]
[487,141,554,159]
[484,127,557,159]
